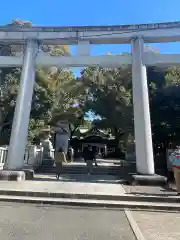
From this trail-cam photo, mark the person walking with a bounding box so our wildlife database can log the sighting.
[55,147,66,179]
[82,145,93,175]
[68,146,74,162]
[170,147,180,195]
[92,146,98,167]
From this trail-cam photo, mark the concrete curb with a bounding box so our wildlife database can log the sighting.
[0,189,179,203]
[125,209,146,240]
[0,195,180,211]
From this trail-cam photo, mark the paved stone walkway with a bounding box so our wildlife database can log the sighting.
[132,210,180,240]
[0,202,136,240]
[123,184,177,196]
[0,179,125,195]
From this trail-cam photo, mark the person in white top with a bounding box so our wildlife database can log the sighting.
[41,133,54,159]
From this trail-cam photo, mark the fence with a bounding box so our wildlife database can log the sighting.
[24,145,44,169]
[0,145,54,170]
[0,146,8,170]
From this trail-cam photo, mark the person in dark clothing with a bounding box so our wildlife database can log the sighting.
[92,146,98,167]
[68,146,74,162]
[55,147,66,179]
[82,145,94,174]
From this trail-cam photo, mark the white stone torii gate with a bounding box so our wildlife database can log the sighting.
[1,21,180,175]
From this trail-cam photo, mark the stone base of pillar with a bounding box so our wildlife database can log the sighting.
[22,169,34,180]
[0,170,26,181]
[0,169,34,181]
[131,174,167,186]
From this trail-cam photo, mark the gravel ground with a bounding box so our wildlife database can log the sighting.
[0,202,136,240]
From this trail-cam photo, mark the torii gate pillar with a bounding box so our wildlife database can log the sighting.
[7,39,38,170]
[131,37,155,175]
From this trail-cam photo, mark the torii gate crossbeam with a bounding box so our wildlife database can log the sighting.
[0,21,180,44]
[1,54,180,68]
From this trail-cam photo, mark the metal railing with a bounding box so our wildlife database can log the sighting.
[0,146,8,169]
[0,145,55,170]
[24,145,44,169]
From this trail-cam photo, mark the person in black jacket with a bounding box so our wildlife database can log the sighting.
[82,145,93,174]
[92,146,98,167]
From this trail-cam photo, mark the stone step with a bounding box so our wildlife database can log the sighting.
[41,164,122,176]
[0,194,180,211]
[45,166,121,170]
[0,189,179,204]
[42,169,122,176]
[61,168,121,172]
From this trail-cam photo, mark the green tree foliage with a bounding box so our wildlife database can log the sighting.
[80,65,180,152]
[48,68,86,138]
[80,66,133,148]
[150,67,180,147]
[0,19,85,144]
[81,120,92,129]
[0,68,55,144]
[0,69,20,144]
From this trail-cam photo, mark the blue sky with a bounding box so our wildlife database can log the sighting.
[1,0,180,119]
